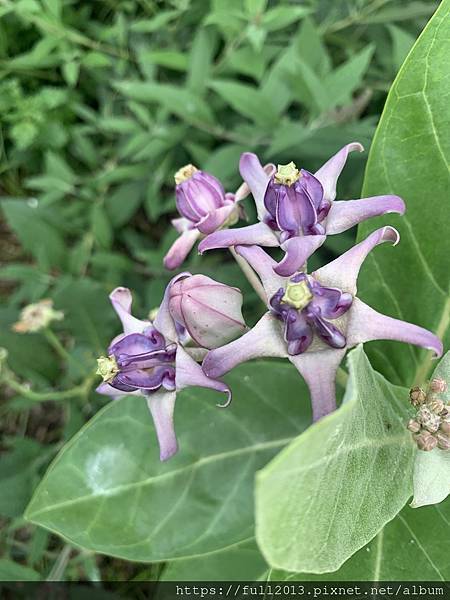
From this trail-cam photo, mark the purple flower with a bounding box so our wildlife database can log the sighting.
[168,274,246,349]
[198,144,406,276]
[203,227,442,422]
[164,163,273,270]
[96,280,231,461]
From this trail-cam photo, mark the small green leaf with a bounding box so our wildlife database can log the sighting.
[209,79,279,126]
[388,24,416,71]
[25,362,311,562]
[323,45,374,109]
[91,204,113,249]
[256,346,414,573]
[262,6,311,32]
[0,559,41,581]
[187,27,217,94]
[114,81,214,125]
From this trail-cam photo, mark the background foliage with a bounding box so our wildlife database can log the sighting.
[0,0,445,585]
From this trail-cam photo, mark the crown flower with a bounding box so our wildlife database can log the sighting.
[202,228,442,421]
[198,144,406,276]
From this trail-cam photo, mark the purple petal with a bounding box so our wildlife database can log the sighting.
[175,346,231,407]
[176,171,225,221]
[196,204,236,235]
[275,235,326,277]
[289,348,346,421]
[309,283,353,319]
[239,152,275,220]
[233,181,251,203]
[326,195,406,235]
[202,313,287,379]
[146,390,178,461]
[154,272,192,342]
[109,331,165,359]
[314,142,364,203]
[347,298,443,357]
[171,217,191,234]
[284,308,313,355]
[113,365,176,392]
[109,287,148,335]
[235,245,286,300]
[163,229,200,271]
[313,226,399,294]
[198,222,278,254]
[96,382,127,397]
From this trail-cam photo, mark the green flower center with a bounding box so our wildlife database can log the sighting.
[281,280,313,310]
[96,355,119,382]
[274,162,301,186]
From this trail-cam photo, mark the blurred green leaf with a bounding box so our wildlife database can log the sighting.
[262,6,311,32]
[0,559,41,581]
[209,79,279,126]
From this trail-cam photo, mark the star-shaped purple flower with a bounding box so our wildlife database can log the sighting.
[199,143,406,276]
[96,278,233,461]
[203,227,442,421]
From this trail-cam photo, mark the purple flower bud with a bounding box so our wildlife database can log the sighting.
[407,419,421,433]
[435,432,450,451]
[415,431,438,452]
[429,377,448,393]
[168,274,246,349]
[175,164,229,227]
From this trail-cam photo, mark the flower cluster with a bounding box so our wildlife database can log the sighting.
[407,378,449,451]
[13,299,64,333]
[96,143,443,460]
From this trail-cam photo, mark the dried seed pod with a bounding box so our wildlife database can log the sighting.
[407,419,421,434]
[415,432,438,452]
[429,377,447,393]
[409,386,426,407]
[435,433,450,451]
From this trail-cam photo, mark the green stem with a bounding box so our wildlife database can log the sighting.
[3,371,94,403]
[43,328,71,363]
[229,247,267,304]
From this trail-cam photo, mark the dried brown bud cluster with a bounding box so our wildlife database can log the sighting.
[12,299,64,334]
[408,378,449,452]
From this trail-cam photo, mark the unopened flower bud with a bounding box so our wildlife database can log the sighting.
[428,398,445,415]
[435,432,450,451]
[440,419,450,434]
[416,405,440,433]
[415,431,437,451]
[409,386,426,407]
[12,299,64,334]
[429,377,447,393]
[168,275,246,350]
[407,419,421,434]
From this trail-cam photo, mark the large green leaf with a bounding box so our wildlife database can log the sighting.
[357,0,450,386]
[272,500,450,581]
[25,362,310,562]
[412,351,450,508]
[256,346,415,573]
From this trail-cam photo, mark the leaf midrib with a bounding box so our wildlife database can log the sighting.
[26,436,293,519]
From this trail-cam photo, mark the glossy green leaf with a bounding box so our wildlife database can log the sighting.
[25,362,311,562]
[256,346,415,573]
[357,0,450,386]
[412,351,450,508]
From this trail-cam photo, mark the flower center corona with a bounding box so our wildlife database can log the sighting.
[174,164,198,184]
[274,162,301,186]
[96,355,119,382]
[281,280,313,310]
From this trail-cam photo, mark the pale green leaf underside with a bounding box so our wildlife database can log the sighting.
[412,351,450,508]
[256,346,415,573]
[357,0,450,386]
[25,362,311,562]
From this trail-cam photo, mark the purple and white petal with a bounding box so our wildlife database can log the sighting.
[171,216,192,234]
[202,313,287,379]
[313,226,399,294]
[196,204,236,235]
[233,181,251,203]
[347,298,443,357]
[146,390,178,461]
[235,245,286,300]
[198,222,278,254]
[109,287,148,335]
[154,272,192,342]
[175,345,231,407]
[289,348,346,422]
[314,142,364,203]
[239,152,275,220]
[275,235,327,276]
[163,229,200,271]
[326,195,406,235]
